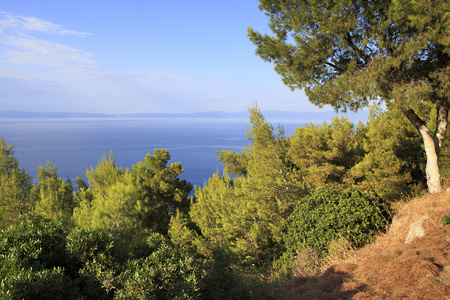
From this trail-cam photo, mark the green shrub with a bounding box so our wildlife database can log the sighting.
[0,267,81,300]
[0,213,68,270]
[0,214,83,299]
[66,228,120,298]
[0,215,204,299]
[441,215,450,226]
[115,233,202,300]
[66,228,117,264]
[282,186,390,258]
[200,248,251,300]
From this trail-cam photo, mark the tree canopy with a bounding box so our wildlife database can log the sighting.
[249,0,450,193]
[169,105,420,270]
[0,138,32,228]
[73,149,192,242]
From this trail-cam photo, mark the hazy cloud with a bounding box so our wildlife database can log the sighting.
[0,12,264,113]
[0,12,197,106]
[0,12,97,69]
[0,11,91,37]
[2,36,97,67]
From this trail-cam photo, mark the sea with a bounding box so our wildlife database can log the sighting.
[0,117,304,191]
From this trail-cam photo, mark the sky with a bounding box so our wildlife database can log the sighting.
[0,1,331,114]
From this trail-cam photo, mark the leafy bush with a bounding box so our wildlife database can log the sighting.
[282,186,390,257]
[66,228,117,264]
[441,215,450,226]
[0,213,68,270]
[115,233,202,300]
[1,267,81,300]
[200,248,251,300]
[66,228,120,298]
[0,214,81,299]
[0,214,203,299]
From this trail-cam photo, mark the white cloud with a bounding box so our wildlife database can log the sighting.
[0,12,193,85]
[2,36,97,67]
[0,12,234,113]
[0,12,96,68]
[0,11,91,37]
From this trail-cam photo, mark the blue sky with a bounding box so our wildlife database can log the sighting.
[0,1,331,114]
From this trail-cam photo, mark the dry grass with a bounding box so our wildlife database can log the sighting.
[291,247,321,278]
[264,189,450,299]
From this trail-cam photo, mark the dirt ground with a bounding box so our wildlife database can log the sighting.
[264,190,450,299]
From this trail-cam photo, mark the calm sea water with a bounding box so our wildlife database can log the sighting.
[0,118,300,190]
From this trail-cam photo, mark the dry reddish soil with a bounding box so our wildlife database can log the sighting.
[265,190,450,299]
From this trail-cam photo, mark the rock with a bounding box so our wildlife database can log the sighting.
[404,216,429,244]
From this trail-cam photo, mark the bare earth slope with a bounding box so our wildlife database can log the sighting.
[265,190,450,299]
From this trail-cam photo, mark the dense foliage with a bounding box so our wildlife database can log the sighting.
[31,162,75,225]
[1,0,448,297]
[0,138,32,228]
[72,148,192,242]
[0,214,202,299]
[168,105,423,283]
[249,0,450,194]
[0,101,434,296]
[282,186,389,257]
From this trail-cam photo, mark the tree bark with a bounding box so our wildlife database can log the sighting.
[403,98,449,194]
[423,132,443,194]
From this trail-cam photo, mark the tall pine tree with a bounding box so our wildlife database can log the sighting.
[249,0,450,193]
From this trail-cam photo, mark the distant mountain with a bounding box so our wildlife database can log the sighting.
[0,111,117,118]
[0,110,252,119]
[0,110,369,122]
[125,111,251,119]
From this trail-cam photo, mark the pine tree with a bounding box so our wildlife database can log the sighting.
[287,117,364,190]
[0,138,32,228]
[249,0,450,193]
[73,149,192,241]
[31,162,75,225]
[348,106,426,199]
[181,105,304,265]
[131,148,192,234]
[73,152,142,240]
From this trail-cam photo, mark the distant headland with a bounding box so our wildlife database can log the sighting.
[0,110,369,123]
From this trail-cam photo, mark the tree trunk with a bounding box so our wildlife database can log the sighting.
[423,133,443,194]
[403,98,449,194]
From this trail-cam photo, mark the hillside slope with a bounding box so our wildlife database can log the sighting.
[265,190,450,299]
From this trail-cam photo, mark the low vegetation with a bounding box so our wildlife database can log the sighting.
[0,215,202,299]
[265,190,450,299]
[2,102,449,298]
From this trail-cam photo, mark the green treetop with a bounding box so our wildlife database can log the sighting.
[73,149,192,241]
[31,162,75,225]
[0,138,32,228]
[176,106,305,265]
[73,151,143,240]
